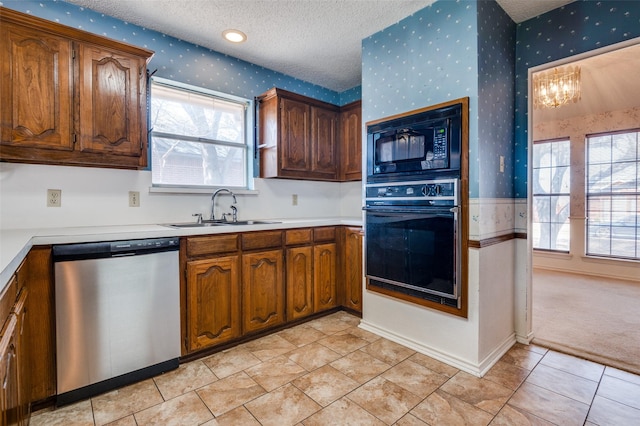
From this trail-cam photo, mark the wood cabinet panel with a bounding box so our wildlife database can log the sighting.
[339,101,362,181]
[0,7,152,169]
[257,87,343,182]
[25,246,55,403]
[286,246,314,321]
[12,288,29,423]
[0,316,18,426]
[310,106,338,179]
[285,228,312,246]
[242,250,285,333]
[343,227,363,313]
[280,97,311,174]
[186,234,239,258]
[77,43,146,158]
[0,22,72,150]
[186,256,241,351]
[241,231,283,251]
[314,243,337,312]
[314,226,336,243]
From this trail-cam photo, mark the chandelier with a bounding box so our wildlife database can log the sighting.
[532,66,581,109]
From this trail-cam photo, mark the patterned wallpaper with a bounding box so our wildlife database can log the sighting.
[514,0,640,198]
[0,0,361,106]
[477,0,516,198]
[362,0,515,198]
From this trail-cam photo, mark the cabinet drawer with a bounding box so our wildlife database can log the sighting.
[285,228,312,245]
[186,234,239,257]
[314,227,336,242]
[242,231,283,251]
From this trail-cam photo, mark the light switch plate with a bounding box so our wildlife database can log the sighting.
[129,191,140,207]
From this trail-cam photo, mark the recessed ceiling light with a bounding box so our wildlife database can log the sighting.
[222,29,247,43]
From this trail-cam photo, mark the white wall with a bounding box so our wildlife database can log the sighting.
[0,162,361,230]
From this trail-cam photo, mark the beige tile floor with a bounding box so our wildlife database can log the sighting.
[31,311,640,425]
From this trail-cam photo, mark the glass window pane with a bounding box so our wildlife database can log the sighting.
[551,222,569,251]
[587,163,611,193]
[586,131,639,260]
[534,196,551,223]
[551,166,570,193]
[612,133,637,162]
[588,135,612,164]
[150,79,250,189]
[552,140,570,167]
[533,143,552,168]
[151,138,246,187]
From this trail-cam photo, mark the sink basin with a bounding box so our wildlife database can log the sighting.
[164,220,280,228]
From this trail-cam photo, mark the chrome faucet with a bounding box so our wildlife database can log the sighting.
[210,188,237,220]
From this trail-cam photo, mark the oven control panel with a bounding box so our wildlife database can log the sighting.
[365,179,458,206]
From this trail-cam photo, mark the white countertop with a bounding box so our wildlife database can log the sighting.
[0,217,362,292]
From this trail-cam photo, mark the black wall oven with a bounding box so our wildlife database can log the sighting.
[364,179,461,308]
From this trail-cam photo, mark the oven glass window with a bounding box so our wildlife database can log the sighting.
[366,210,457,305]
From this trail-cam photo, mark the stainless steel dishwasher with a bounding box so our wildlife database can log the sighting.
[53,237,180,405]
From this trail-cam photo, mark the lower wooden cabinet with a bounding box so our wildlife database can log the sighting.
[0,315,18,426]
[242,249,285,334]
[286,246,314,321]
[313,243,337,312]
[343,227,363,313]
[182,226,361,355]
[0,264,31,425]
[185,256,241,352]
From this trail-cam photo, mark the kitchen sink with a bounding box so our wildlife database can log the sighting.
[164,220,280,228]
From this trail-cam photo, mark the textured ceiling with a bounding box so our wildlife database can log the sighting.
[65,0,574,92]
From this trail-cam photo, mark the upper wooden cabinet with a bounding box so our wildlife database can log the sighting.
[339,101,362,181]
[0,7,153,169]
[257,87,361,182]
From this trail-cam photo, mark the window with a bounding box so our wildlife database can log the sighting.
[586,130,639,260]
[532,139,571,251]
[150,78,252,188]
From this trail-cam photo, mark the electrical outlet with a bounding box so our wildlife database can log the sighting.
[499,155,505,173]
[129,191,140,207]
[47,189,62,207]
[292,194,298,206]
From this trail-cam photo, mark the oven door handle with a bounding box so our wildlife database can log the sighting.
[363,206,456,215]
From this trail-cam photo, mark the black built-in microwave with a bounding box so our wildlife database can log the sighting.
[366,98,466,183]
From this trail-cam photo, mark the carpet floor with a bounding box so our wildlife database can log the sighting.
[532,268,640,375]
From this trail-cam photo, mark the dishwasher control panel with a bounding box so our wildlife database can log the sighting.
[111,238,179,253]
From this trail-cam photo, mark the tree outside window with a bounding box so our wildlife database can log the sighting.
[532,139,571,251]
[150,79,251,188]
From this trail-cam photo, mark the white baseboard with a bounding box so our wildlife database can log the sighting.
[359,320,516,377]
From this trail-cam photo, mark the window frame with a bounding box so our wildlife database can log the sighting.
[149,77,255,191]
[531,137,572,253]
[585,128,639,261]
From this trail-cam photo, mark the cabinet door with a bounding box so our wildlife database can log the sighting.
[286,246,314,321]
[339,102,362,181]
[186,256,241,352]
[25,246,55,403]
[242,250,285,334]
[314,243,337,312]
[310,106,338,179]
[13,289,29,424]
[0,316,18,426]
[0,22,72,150]
[77,43,146,159]
[344,227,363,313]
[280,97,310,174]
